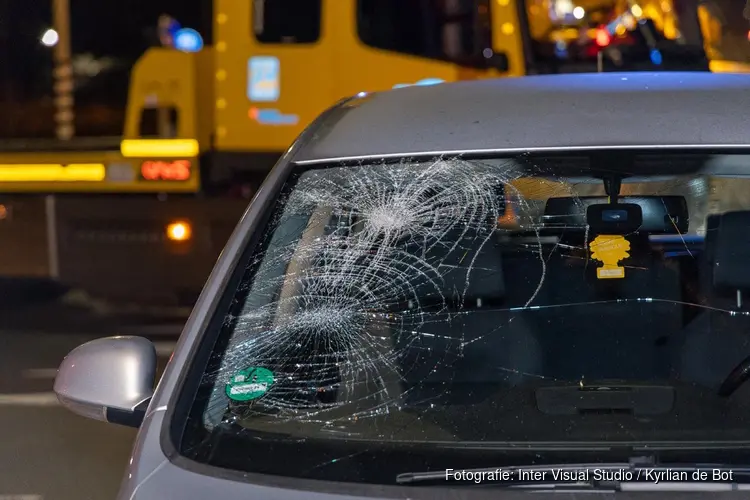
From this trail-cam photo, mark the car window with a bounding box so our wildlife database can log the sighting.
[179,152,750,484]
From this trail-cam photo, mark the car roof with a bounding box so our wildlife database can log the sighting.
[293,72,750,164]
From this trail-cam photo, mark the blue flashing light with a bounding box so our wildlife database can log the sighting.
[167,20,181,36]
[415,78,444,86]
[174,28,203,53]
[650,49,662,66]
[392,78,445,90]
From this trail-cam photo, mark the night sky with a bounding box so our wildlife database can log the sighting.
[1,0,206,102]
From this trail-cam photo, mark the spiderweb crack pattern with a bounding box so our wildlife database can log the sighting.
[207,157,547,427]
[183,154,750,470]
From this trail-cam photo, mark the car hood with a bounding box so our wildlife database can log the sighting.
[121,410,554,500]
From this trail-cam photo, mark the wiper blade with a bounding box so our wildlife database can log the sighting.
[396,461,750,489]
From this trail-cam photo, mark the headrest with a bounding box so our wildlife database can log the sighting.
[544,196,689,235]
[704,214,722,263]
[711,211,750,291]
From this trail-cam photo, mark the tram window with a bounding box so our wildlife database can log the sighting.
[139,107,178,138]
[357,0,493,64]
[253,0,322,44]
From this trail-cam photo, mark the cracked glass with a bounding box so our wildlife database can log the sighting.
[178,151,750,484]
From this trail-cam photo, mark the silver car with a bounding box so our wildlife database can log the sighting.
[56,72,750,497]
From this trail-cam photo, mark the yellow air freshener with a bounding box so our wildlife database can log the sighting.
[590,234,630,279]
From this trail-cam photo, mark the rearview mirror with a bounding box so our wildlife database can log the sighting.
[54,336,157,428]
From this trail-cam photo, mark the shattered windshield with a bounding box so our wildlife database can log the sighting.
[180,152,750,483]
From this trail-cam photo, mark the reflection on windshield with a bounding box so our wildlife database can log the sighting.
[699,0,750,64]
[185,154,750,483]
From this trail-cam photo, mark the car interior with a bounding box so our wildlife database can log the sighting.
[219,161,750,444]
[385,184,750,440]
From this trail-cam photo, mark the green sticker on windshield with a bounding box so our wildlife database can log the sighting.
[226,367,274,401]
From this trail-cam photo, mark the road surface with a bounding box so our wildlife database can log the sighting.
[0,329,177,500]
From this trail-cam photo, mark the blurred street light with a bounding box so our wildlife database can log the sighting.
[41,29,59,47]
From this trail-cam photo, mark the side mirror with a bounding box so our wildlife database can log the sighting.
[54,336,157,428]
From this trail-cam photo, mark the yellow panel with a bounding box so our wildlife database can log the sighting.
[214,0,333,152]
[491,0,526,76]
[121,139,200,158]
[710,60,750,74]
[510,178,576,199]
[214,0,502,154]
[0,156,200,193]
[0,164,105,182]
[122,49,200,140]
